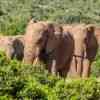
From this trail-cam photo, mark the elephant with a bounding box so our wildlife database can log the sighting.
[82,25,98,77]
[63,24,98,78]
[23,20,53,64]
[0,35,24,60]
[45,24,74,76]
[23,19,74,77]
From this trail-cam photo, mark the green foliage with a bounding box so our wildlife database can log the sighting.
[1,0,100,35]
[0,51,99,100]
[0,0,32,35]
[54,79,100,100]
[91,50,100,77]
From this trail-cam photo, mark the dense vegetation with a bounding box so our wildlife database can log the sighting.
[1,0,100,35]
[0,0,100,99]
[0,52,100,100]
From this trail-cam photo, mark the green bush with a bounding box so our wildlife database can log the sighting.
[54,79,100,100]
[91,50,100,77]
[1,0,100,35]
[0,51,99,100]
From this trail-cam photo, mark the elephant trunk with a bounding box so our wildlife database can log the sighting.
[23,42,41,65]
[23,42,36,64]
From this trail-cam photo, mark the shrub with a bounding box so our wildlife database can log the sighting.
[54,79,100,100]
[91,50,100,77]
[1,0,100,35]
[0,51,100,100]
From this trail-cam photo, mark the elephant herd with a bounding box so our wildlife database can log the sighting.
[1,19,100,78]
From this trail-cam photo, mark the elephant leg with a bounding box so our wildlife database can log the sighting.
[67,56,78,78]
[82,59,91,78]
[76,57,83,77]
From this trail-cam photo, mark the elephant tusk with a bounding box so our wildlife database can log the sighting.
[33,57,40,65]
[51,59,56,75]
